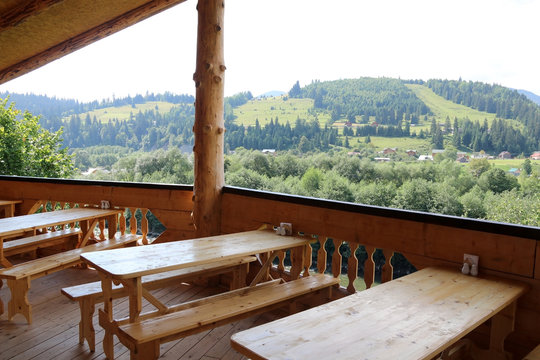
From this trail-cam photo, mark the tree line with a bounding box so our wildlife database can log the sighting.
[427,79,540,142]
[81,147,539,227]
[289,78,430,125]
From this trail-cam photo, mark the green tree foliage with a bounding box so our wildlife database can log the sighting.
[468,158,491,177]
[427,79,540,143]
[483,190,539,226]
[296,78,429,126]
[478,168,519,194]
[0,98,74,178]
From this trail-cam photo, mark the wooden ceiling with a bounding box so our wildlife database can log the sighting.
[0,0,187,85]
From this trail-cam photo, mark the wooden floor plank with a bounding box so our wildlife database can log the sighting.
[0,265,290,360]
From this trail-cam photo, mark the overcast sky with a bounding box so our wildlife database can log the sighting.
[1,0,539,102]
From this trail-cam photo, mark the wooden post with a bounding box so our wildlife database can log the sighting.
[193,0,225,237]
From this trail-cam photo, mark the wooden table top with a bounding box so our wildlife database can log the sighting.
[0,200,22,206]
[231,266,529,360]
[81,229,311,279]
[0,207,122,238]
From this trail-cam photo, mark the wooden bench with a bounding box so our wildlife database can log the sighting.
[2,228,81,262]
[112,274,339,360]
[61,256,256,351]
[0,233,141,324]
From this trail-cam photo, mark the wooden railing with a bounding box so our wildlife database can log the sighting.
[0,176,195,243]
[221,186,540,357]
[29,200,150,243]
[0,176,538,356]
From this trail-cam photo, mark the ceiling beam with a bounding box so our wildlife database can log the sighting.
[0,0,63,32]
[0,0,187,85]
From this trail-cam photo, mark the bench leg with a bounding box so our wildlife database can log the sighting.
[98,309,116,360]
[7,277,32,324]
[78,298,96,352]
[132,341,160,360]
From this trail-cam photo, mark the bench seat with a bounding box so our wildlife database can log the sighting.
[0,233,141,323]
[2,228,81,259]
[114,274,339,360]
[61,256,256,351]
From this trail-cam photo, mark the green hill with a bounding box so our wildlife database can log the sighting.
[232,96,331,127]
[66,101,178,122]
[406,84,522,129]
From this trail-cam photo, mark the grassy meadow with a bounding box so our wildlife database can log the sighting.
[67,101,177,122]
[233,96,331,127]
[406,84,523,130]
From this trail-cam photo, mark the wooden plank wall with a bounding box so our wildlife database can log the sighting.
[0,178,196,242]
[221,192,540,356]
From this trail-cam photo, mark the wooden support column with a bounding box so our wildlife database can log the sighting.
[193,0,225,237]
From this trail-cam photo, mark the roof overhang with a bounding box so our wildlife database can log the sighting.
[0,0,187,85]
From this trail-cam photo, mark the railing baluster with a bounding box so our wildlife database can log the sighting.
[119,211,126,236]
[99,220,105,241]
[317,237,328,274]
[277,250,285,273]
[347,242,359,293]
[303,243,312,277]
[141,209,149,244]
[129,208,137,235]
[363,245,376,289]
[332,240,343,279]
[381,249,395,283]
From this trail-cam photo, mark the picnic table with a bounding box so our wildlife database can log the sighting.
[231,266,529,360]
[0,199,21,218]
[0,207,122,267]
[81,227,315,359]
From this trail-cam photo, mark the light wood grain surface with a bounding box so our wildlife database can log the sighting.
[231,266,529,360]
[81,229,311,279]
[0,207,121,238]
[0,199,21,218]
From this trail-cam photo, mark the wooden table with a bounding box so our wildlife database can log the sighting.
[0,200,21,218]
[231,266,529,360]
[0,207,122,266]
[81,228,311,359]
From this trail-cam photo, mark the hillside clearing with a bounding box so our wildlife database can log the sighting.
[233,97,331,127]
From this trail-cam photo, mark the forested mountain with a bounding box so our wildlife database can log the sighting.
[2,77,539,156]
[289,78,430,125]
[426,79,540,140]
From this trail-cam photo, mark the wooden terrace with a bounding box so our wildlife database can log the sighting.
[1,1,539,359]
[0,177,539,359]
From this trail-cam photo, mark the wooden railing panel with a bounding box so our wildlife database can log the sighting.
[535,242,540,280]
[221,195,425,255]
[424,224,536,277]
[0,178,196,242]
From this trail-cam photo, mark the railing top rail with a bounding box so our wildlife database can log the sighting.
[223,186,540,240]
[0,175,193,191]
[0,176,537,240]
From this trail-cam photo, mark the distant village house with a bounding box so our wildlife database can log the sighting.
[406,149,417,156]
[498,151,512,159]
[531,151,540,160]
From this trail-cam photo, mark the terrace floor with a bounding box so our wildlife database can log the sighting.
[0,266,282,360]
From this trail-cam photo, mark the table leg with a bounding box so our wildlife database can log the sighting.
[121,277,143,322]
[290,245,305,280]
[98,272,115,360]
[79,219,98,247]
[250,250,278,286]
[107,214,118,240]
[489,302,516,358]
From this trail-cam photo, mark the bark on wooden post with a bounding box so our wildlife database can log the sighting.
[193,0,225,237]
